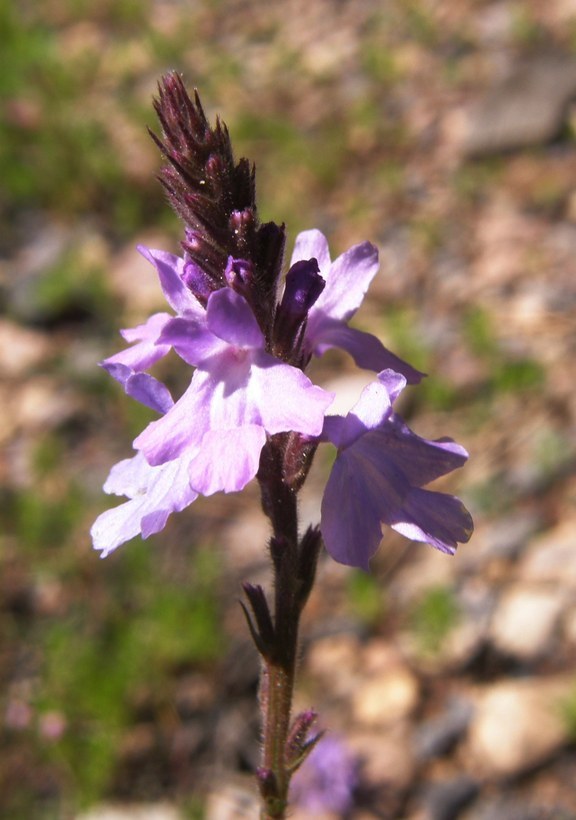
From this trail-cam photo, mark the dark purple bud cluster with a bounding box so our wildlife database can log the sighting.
[151,73,285,335]
[152,74,331,366]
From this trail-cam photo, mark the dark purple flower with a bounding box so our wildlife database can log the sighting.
[321,369,473,569]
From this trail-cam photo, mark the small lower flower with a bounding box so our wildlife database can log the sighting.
[321,369,473,569]
[290,734,359,815]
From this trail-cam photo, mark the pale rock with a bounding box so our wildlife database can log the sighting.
[489,583,565,660]
[15,378,80,431]
[563,606,576,647]
[459,511,542,571]
[0,379,80,446]
[290,811,339,820]
[0,320,51,377]
[461,55,576,157]
[348,725,415,789]
[220,503,273,572]
[361,639,408,675]
[76,804,182,820]
[306,633,362,698]
[388,546,456,607]
[204,785,258,819]
[518,518,576,589]
[352,663,420,727]
[466,676,574,776]
[322,372,377,416]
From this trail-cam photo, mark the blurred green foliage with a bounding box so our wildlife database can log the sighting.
[409,585,459,655]
[559,683,576,742]
[347,570,385,627]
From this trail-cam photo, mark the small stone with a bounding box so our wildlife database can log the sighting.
[0,320,52,377]
[204,785,258,819]
[348,724,415,790]
[414,696,473,761]
[419,775,479,820]
[461,55,576,157]
[76,804,182,820]
[352,664,420,727]
[489,584,565,661]
[518,518,576,589]
[306,633,362,698]
[466,676,573,776]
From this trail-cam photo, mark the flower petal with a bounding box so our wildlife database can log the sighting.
[206,288,264,349]
[188,425,266,495]
[159,316,227,366]
[104,313,173,374]
[391,488,474,554]
[320,372,472,567]
[137,246,204,316]
[252,353,334,436]
[320,451,385,569]
[134,374,210,466]
[370,419,470,487]
[313,241,379,321]
[306,321,425,383]
[290,229,331,272]
[92,452,198,557]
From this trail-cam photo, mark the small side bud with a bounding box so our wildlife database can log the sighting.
[225,256,254,300]
[181,258,217,303]
[285,709,318,771]
[256,766,279,800]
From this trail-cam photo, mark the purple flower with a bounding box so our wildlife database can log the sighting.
[321,369,473,569]
[290,734,358,815]
[290,229,425,384]
[93,270,334,555]
[91,451,199,557]
[101,246,205,394]
[134,286,333,495]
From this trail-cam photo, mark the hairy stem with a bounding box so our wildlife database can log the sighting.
[256,438,309,819]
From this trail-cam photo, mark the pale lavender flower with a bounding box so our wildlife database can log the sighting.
[321,369,473,569]
[101,246,204,395]
[290,229,424,384]
[290,734,358,815]
[93,283,333,555]
[91,450,199,557]
[135,286,334,494]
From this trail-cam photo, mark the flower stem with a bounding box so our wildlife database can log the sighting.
[255,437,317,818]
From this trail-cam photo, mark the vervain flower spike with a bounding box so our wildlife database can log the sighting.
[92,73,472,819]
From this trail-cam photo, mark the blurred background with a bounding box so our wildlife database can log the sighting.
[1,1,575,818]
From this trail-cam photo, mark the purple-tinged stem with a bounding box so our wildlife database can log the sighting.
[254,438,320,818]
